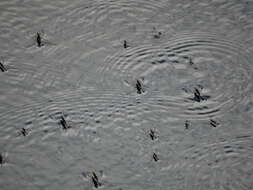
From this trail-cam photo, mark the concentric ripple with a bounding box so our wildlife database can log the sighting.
[0,0,253,190]
[177,134,253,190]
[40,0,170,49]
[0,87,186,190]
[0,0,173,98]
[98,33,253,118]
[60,0,169,27]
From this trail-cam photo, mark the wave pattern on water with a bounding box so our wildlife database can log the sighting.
[0,87,252,190]
[98,33,253,119]
[0,0,253,190]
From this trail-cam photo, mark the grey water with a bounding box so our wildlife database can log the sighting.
[0,0,253,189]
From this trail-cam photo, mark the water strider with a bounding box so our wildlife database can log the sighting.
[36,32,43,47]
[123,40,129,48]
[136,79,144,94]
[185,120,189,129]
[91,171,102,188]
[193,88,203,102]
[0,62,7,72]
[0,153,3,166]
[210,119,219,128]
[59,116,71,130]
[149,129,157,140]
[153,153,159,162]
[21,128,28,136]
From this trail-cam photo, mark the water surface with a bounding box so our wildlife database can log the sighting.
[0,0,253,189]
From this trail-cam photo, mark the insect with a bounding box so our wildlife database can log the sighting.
[149,129,157,140]
[185,120,189,129]
[0,153,3,166]
[36,32,43,47]
[136,79,144,94]
[191,87,210,102]
[81,171,103,189]
[21,128,28,136]
[153,153,159,162]
[193,88,202,102]
[0,61,7,72]
[123,40,129,48]
[193,88,210,102]
[210,119,219,128]
[59,116,71,130]
[91,171,102,188]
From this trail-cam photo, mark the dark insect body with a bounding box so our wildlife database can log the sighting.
[193,88,206,102]
[149,129,157,140]
[210,119,219,128]
[0,62,7,72]
[60,116,70,130]
[185,120,189,129]
[36,32,43,47]
[136,79,144,94]
[123,40,129,48]
[0,153,3,166]
[91,172,102,188]
[153,153,159,162]
[21,128,28,136]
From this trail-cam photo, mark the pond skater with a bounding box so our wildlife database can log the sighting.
[91,171,102,188]
[0,62,7,72]
[136,79,144,94]
[59,116,71,130]
[153,153,159,162]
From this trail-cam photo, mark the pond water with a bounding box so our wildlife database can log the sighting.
[0,0,253,189]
